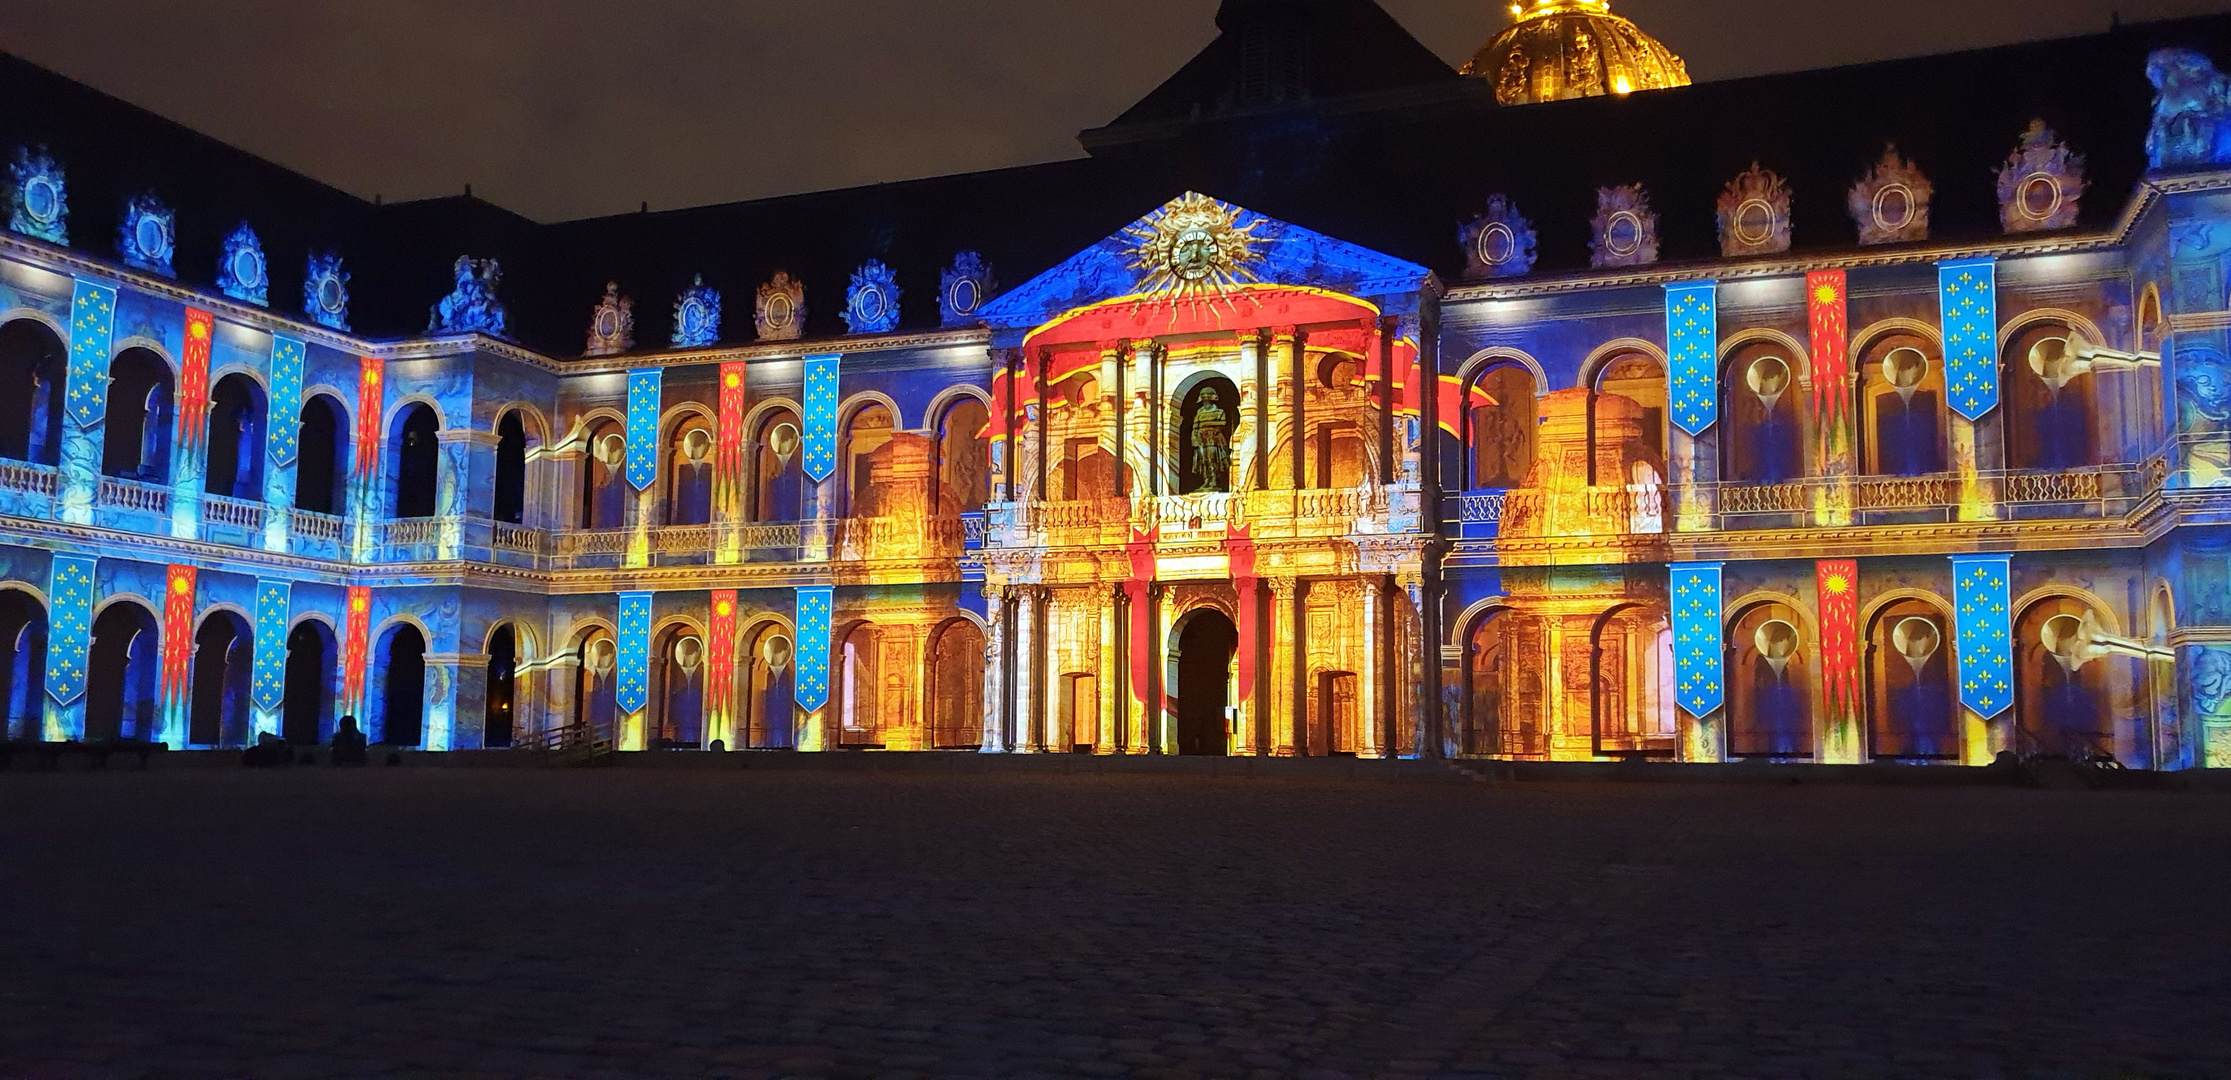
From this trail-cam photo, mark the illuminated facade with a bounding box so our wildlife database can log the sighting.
[4,5,2231,767]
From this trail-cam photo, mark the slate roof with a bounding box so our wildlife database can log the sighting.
[2,6,2227,357]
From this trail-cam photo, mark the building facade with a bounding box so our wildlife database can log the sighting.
[3,2,2231,767]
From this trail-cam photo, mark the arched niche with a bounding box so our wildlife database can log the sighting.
[102,347,174,482]
[0,318,66,466]
[295,393,350,515]
[1172,374,1238,495]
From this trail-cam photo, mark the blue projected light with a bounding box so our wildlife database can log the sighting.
[119,194,175,276]
[1940,258,2000,420]
[252,581,291,713]
[794,586,832,711]
[626,369,663,491]
[218,223,269,307]
[671,275,722,348]
[1672,562,1726,718]
[304,252,350,331]
[1666,282,1719,435]
[844,260,902,335]
[9,147,68,245]
[802,354,840,482]
[1952,555,2014,718]
[268,336,305,466]
[616,592,652,715]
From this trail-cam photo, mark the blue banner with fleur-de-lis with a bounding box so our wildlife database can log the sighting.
[794,585,832,711]
[626,369,662,491]
[1665,283,1718,435]
[1672,562,1725,718]
[1952,554,2014,718]
[802,353,840,481]
[266,336,304,465]
[1939,258,1999,421]
[44,554,97,705]
[616,591,652,714]
[251,580,291,712]
[65,279,116,426]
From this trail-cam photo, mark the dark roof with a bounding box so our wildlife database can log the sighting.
[4,6,2229,357]
[1108,0,1458,127]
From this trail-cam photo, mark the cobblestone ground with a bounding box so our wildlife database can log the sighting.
[1,765,2227,1080]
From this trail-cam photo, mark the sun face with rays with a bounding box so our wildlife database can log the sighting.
[1124,193,1265,307]
[1822,569,1852,596]
[1813,281,1840,306]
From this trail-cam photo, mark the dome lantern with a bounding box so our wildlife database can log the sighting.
[1461,0,1691,106]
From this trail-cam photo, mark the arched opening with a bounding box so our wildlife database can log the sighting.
[1308,355,1370,491]
[0,588,47,739]
[751,409,803,523]
[1054,377,1115,501]
[927,619,983,749]
[842,404,894,517]
[391,403,439,519]
[1857,332,1947,477]
[2015,596,2125,761]
[1173,608,1237,756]
[1176,377,1238,495]
[283,620,337,746]
[1463,608,1515,756]
[294,394,348,515]
[1727,601,1814,758]
[1594,352,1668,485]
[1467,364,1537,490]
[1720,342,1803,484]
[572,626,619,735]
[652,626,706,748]
[84,601,160,742]
[2148,587,2181,768]
[493,409,527,524]
[1060,671,1099,751]
[665,414,715,525]
[2006,321,2099,471]
[1591,604,1676,756]
[1863,599,1957,759]
[580,419,627,528]
[203,373,267,500]
[739,621,794,748]
[375,623,427,746]
[0,320,66,465]
[935,398,990,513]
[834,621,889,747]
[484,623,517,747]
[188,610,253,747]
[102,347,174,482]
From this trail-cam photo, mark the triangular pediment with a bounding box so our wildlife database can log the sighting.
[979,193,1431,331]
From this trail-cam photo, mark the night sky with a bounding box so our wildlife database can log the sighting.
[0,0,2226,223]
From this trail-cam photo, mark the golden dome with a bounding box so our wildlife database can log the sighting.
[1461,0,1691,106]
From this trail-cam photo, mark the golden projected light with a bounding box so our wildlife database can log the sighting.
[1464,0,1691,106]
[1893,616,1941,677]
[1746,355,1792,412]
[1883,346,1929,400]
[761,634,794,673]
[1755,619,1799,675]
[1124,193,1266,307]
[674,635,704,676]
[769,422,802,463]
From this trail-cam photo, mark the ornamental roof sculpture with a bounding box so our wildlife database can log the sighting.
[1460,195,1537,280]
[1589,184,1658,268]
[1849,144,1932,246]
[1996,119,2086,234]
[843,260,902,335]
[1462,0,1690,106]
[429,256,508,337]
[1716,163,1791,258]
[118,193,174,276]
[939,251,996,327]
[304,252,350,331]
[2145,47,2231,172]
[671,274,722,348]
[217,223,269,307]
[8,146,67,245]
[586,282,634,356]
[1122,191,1267,307]
[755,272,805,341]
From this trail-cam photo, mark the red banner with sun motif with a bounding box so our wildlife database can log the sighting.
[354,357,384,481]
[177,309,213,458]
[340,586,371,718]
[1807,270,1849,465]
[1817,559,1859,721]
[160,565,197,737]
[716,362,746,516]
[707,589,738,745]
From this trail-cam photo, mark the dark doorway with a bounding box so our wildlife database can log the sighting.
[484,624,516,747]
[494,410,526,524]
[295,395,346,515]
[379,624,427,746]
[0,589,47,739]
[392,403,439,519]
[283,621,335,745]
[85,602,161,742]
[1175,610,1237,756]
[188,612,253,747]
[204,373,267,499]
[0,319,65,465]
[101,348,174,482]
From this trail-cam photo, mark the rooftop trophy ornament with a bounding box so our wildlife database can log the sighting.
[754,271,805,341]
[118,193,175,276]
[1848,144,1933,245]
[217,223,269,307]
[1123,192,1265,307]
[429,256,509,337]
[1460,194,1538,279]
[671,274,722,348]
[304,252,350,331]
[1716,163,1791,257]
[843,260,902,335]
[1588,184,1658,268]
[8,146,66,245]
[2145,47,2231,172]
[939,251,996,327]
[1996,120,2086,234]
[586,282,634,356]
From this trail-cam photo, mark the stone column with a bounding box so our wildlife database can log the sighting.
[1096,585,1120,754]
[1267,577,1300,756]
[1273,327,1304,490]
[1129,340,1159,500]
[1012,586,1040,753]
[1400,570,1434,758]
[1358,577,1385,758]
[1100,342,1126,499]
[1155,585,1178,753]
[978,586,1008,752]
[1234,330,1263,492]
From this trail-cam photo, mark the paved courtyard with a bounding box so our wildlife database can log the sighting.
[2,761,2227,1080]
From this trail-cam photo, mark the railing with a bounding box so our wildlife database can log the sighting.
[1689,465,2147,524]
[648,524,713,554]
[1150,491,1232,530]
[0,460,59,497]
[96,476,171,516]
[1459,491,1507,523]
[959,512,987,549]
[379,517,446,547]
[202,494,265,532]
[1498,485,1664,537]
[736,522,806,550]
[291,509,345,543]
[492,522,543,554]
[555,528,630,557]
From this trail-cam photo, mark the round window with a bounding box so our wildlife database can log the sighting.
[134,215,167,259]
[318,276,345,313]
[1606,212,1643,256]
[947,278,978,315]
[765,294,793,329]
[1477,222,1515,266]
[23,177,58,223]
[233,247,265,289]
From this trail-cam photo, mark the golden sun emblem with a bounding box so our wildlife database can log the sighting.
[1124,193,1266,306]
[1823,572,1851,595]
[1812,282,1840,306]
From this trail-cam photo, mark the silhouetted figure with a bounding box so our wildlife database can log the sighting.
[242,731,291,767]
[330,715,368,767]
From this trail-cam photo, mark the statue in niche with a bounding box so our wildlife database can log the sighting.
[429,256,508,337]
[1715,163,1791,257]
[1849,145,1932,245]
[1185,389,1232,494]
[1996,120,2086,234]
[2146,48,2231,172]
